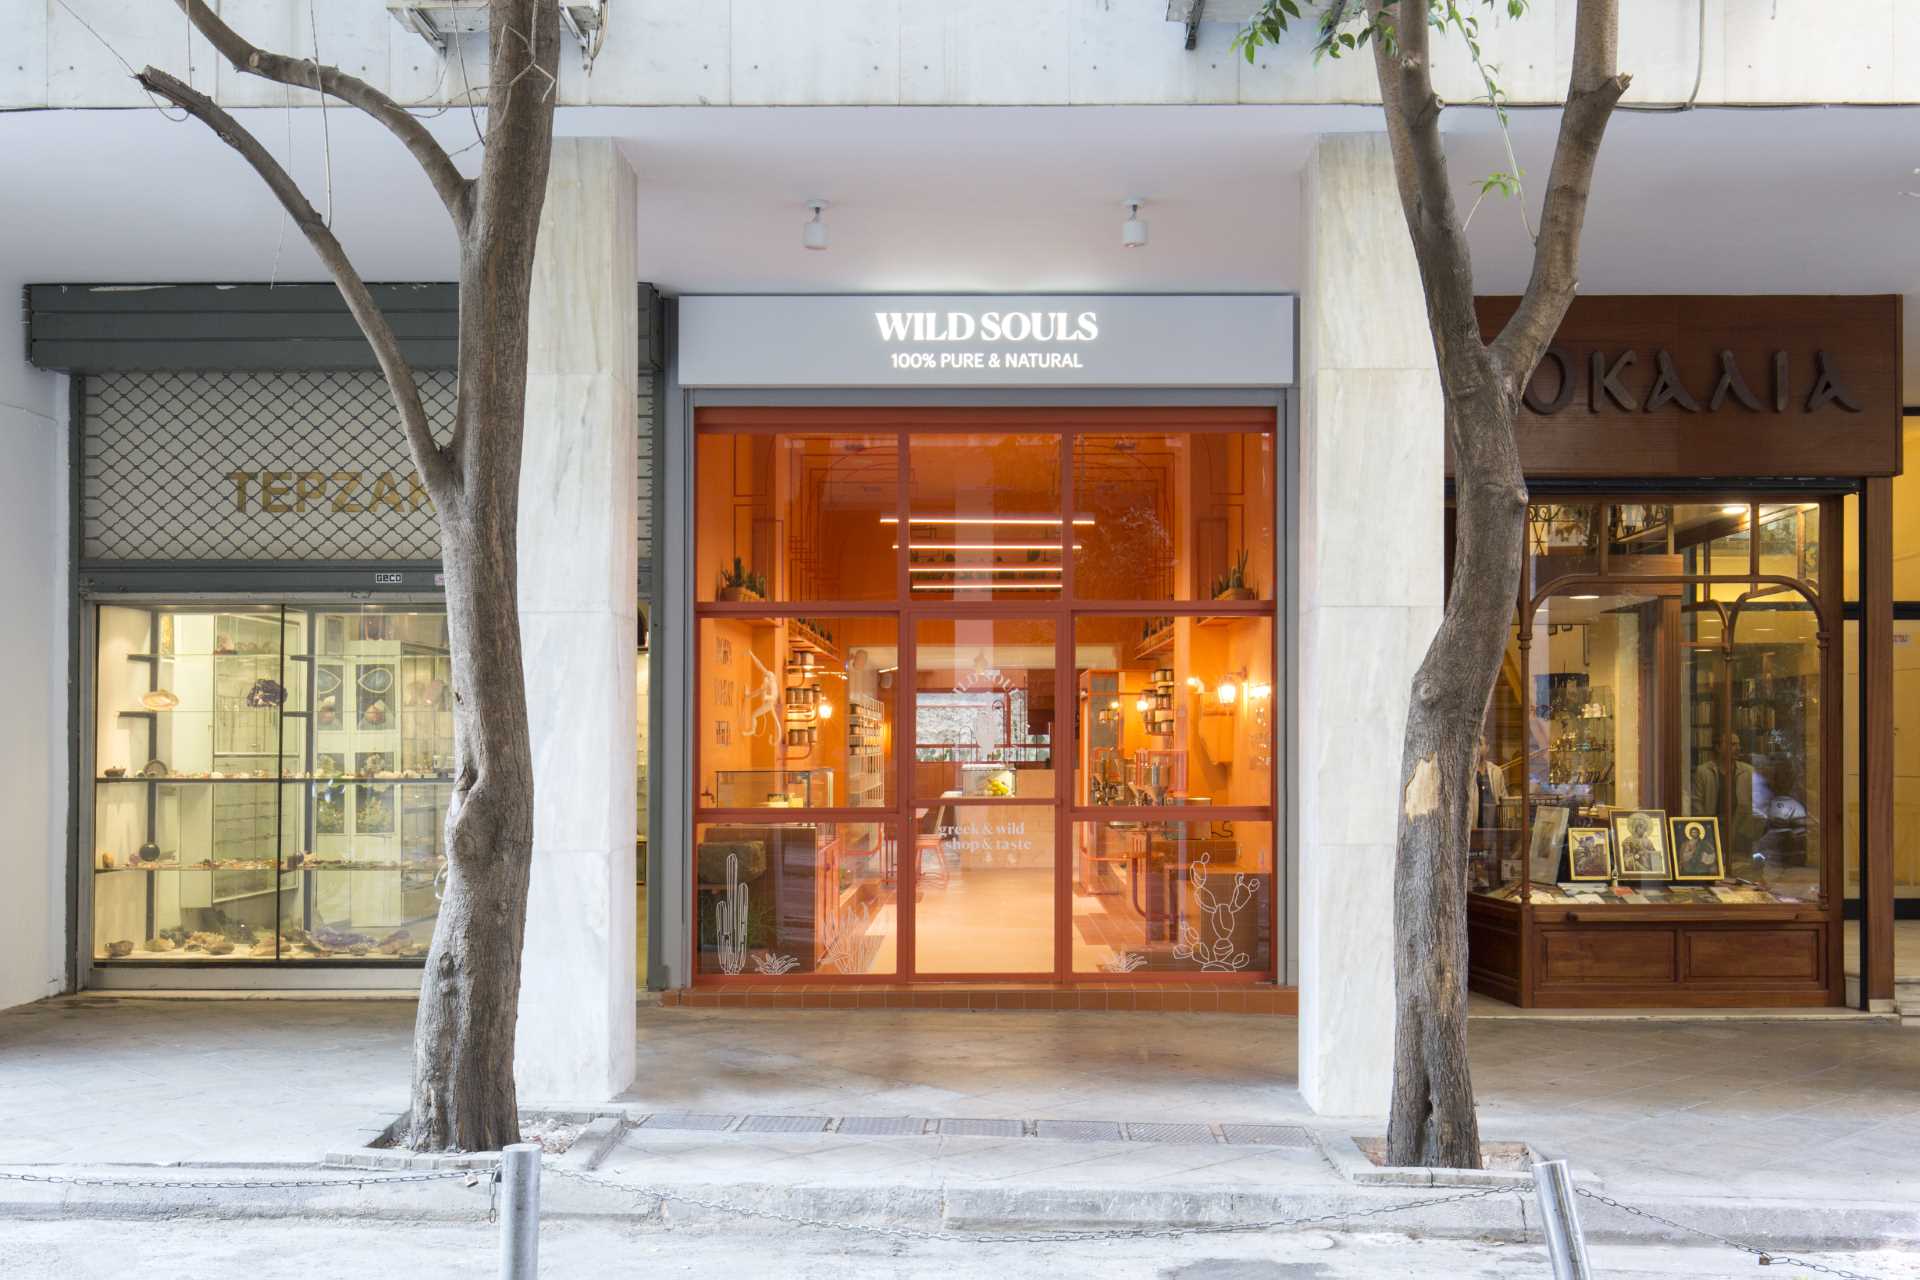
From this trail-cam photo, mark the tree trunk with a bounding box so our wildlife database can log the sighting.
[406,500,537,1150]
[403,0,558,1151]
[1385,381,1528,1170]
[1353,0,1624,1170]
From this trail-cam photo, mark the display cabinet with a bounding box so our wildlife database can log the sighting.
[1466,500,1843,1007]
[90,603,452,965]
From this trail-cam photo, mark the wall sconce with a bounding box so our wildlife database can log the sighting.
[1135,694,1152,713]
[818,700,834,720]
[1211,668,1251,710]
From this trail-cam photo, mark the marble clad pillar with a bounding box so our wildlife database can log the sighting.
[1295,135,1444,1116]
[513,139,639,1101]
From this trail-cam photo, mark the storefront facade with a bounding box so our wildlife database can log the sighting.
[1461,295,1904,1008]
[32,279,660,991]
[650,295,1298,997]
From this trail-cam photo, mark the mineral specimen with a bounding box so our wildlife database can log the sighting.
[105,940,133,958]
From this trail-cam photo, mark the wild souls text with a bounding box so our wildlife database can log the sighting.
[876,309,1099,371]
[226,470,430,514]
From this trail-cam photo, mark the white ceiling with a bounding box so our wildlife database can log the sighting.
[1,102,1915,392]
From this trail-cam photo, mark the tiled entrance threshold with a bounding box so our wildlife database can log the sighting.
[661,984,1298,1013]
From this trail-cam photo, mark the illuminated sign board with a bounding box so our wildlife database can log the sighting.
[677,294,1294,388]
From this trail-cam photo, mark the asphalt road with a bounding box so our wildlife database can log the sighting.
[0,1219,1911,1279]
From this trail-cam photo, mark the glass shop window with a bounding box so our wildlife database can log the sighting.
[695,433,900,603]
[1475,499,1827,910]
[92,603,452,964]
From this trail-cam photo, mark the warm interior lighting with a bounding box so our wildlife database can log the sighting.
[1216,680,1238,705]
[818,700,834,720]
[902,543,1081,552]
[880,516,1094,526]
[1108,699,1122,710]
[910,582,1062,591]
[1135,695,1151,712]
[1185,676,1205,692]
[1720,504,1747,516]
[1569,593,1600,601]
[908,565,1061,574]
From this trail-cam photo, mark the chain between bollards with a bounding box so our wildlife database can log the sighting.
[498,1143,541,1280]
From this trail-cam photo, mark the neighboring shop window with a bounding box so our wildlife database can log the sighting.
[1473,501,1827,909]
[1841,413,1920,919]
[91,603,452,963]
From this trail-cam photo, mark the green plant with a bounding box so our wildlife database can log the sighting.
[1212,549,1252,597]
[718,556,767,598]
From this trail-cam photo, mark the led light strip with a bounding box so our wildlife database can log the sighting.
[880,516,1094,526]
[908,566,1061,574]
[910,582,1063,591]
[894,544,1082,551]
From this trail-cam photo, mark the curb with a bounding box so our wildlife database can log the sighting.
[0,1163,1913,1252]
[1318,1135,1604,1192]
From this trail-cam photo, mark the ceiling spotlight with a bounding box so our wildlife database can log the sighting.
[802,200,829,251]
[1121,197,1148,249]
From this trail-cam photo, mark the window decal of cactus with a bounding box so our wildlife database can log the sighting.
[1172,853,1256,971]
[715,851,749,975]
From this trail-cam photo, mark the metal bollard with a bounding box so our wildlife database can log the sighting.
[1531,1158,1592,1280]
[499,1143,542,1280]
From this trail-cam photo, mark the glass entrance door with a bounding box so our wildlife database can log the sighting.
[909,615,1060,975]
[690,409,1281,984]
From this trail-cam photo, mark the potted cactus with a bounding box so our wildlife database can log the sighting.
[717,556,767,602]
[1213,549,1256,601]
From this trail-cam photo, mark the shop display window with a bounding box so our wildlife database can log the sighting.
[694,821,896,976]
[1073,615,1274,808]
[1070,820,1273,975]
[1474,500,1828,912]
[697,617,897,809]
[91,603,452,964]
[692,408,1280,984]
[1073,432,1275,602]
[696,432,900,603]
[905,434,1065,603]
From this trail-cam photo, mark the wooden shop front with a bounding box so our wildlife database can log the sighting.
[1459,295,1902,1008]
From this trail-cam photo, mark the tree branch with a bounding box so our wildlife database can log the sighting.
[1366,0,1485,378]
[135,66,452,493]
[171,0,472,228]
[1491,0,1630,379]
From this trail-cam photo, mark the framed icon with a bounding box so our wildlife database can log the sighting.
[1527,804,1571,883]
[1669,815,1725,881]
[1567,827,1613,881]
[1610,809,1671,878]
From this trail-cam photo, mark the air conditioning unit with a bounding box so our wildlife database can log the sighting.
[387,2,605,66]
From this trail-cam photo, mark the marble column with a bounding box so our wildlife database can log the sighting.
[513,139,639,1101]
[1295,135,1444,1116]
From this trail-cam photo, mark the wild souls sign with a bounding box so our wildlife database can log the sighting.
[875,309,1099,371]
[1473,295,1903,479]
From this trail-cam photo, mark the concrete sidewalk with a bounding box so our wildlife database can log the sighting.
[2,996,1916,1253]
